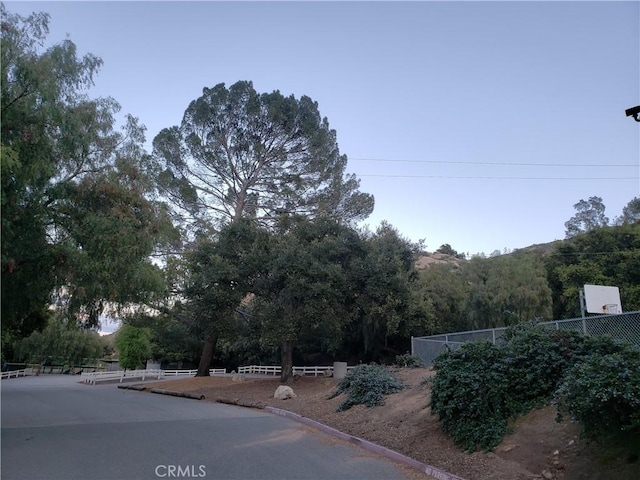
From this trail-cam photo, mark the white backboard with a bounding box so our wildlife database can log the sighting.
[583,285,622,314]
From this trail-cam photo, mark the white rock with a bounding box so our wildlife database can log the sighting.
[274,385,297,400]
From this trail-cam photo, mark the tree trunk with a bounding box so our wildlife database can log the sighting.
[196,335,218,377]
[280,339,294,384]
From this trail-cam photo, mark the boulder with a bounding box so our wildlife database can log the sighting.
[274,385,297,400]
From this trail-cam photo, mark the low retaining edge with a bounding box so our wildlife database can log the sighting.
[264,406,467,480]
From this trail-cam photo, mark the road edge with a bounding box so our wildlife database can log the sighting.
[264,405,468,480]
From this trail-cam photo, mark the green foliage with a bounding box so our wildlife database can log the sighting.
[416,264,467,334]
[546,223,640,318]
[430,341,511,451]
[114,325,152,370]
[394,353,425,368]
[13,316,104,365]
[617,196,640,225]
[126,311,200,365]
[152,80,373,235]
[555,341,640,452]
[431,325,588,452]
[500,325,584,414]
[436,244,465,259]
[330,364,404,412]
[344,222,433,361]
[463,253,553,329]
[565,196,609,238]
[1,5,176,348]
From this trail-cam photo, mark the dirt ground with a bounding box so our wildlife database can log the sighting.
[142,368,639,480]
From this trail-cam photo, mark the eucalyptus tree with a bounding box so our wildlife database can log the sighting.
[1,5,175,355]
[565,196,609,238]
[152,80,374,372]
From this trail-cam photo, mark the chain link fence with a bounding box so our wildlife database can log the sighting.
[411,311,640,366]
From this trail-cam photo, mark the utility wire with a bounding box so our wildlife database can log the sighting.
[359,174,637,180]
[350,157,638,168]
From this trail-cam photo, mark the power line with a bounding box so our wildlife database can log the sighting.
[350,157,638,168]
[359,174,637,180]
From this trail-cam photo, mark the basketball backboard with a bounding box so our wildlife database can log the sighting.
[583,284,622,314]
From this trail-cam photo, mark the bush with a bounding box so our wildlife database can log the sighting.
[555,342,640,453]
[430,341,511,451]
[394,353,425,368]
[329,364,404,412]
[501,325,584,414]
[430,324,590,452]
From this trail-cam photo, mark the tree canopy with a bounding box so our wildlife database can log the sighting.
[565,196,609,238]
[115,325,152,370]
[1,5,176,354]
[152,80,374,236]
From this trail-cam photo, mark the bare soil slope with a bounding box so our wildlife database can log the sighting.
[143,368,639,480]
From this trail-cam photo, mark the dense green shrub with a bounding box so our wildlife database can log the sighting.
[431,324,591,451]
[500,325,584,414]
[394,353,425,368]
[330,364,404,412]
[430,341,511,451]
[555,342,640,453]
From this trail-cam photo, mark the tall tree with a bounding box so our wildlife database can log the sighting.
[463,253,553,329]
[417,264,467,334]
[153,80,374,371]
[183,220,267,376]
[252,216,362,383]
[344,222,433,362]
[13,316,104,366]
[615,196,640,225]
[1,6,175,354]
[547,223,640,318]
[152,80,374,235]
[565,196,609,238]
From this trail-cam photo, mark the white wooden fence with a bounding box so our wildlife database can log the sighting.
[162,368,226,377]
[80,368,227,385]
[238,365,355,376]
[0,368,33,379]
[5,364,353,383]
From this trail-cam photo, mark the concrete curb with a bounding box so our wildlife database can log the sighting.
[264,406,468,480]
[149,388,205,400]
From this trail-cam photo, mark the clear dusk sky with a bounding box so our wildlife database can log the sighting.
[6,1,640,257]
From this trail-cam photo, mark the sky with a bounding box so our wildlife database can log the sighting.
[6,1,640,260]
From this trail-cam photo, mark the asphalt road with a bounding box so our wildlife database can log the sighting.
[1,375,411,480]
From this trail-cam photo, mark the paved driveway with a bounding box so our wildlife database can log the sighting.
[1,375,411,480]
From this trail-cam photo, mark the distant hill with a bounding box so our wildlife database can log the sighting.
[415,240,562,270]
[415,252,465,270]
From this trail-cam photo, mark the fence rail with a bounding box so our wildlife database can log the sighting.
[412,310,640,366]
[7,364,354,383]
[81,368,228,385]
[0,368,34,379]
[162,369,227,377]
[237,365,356,376]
